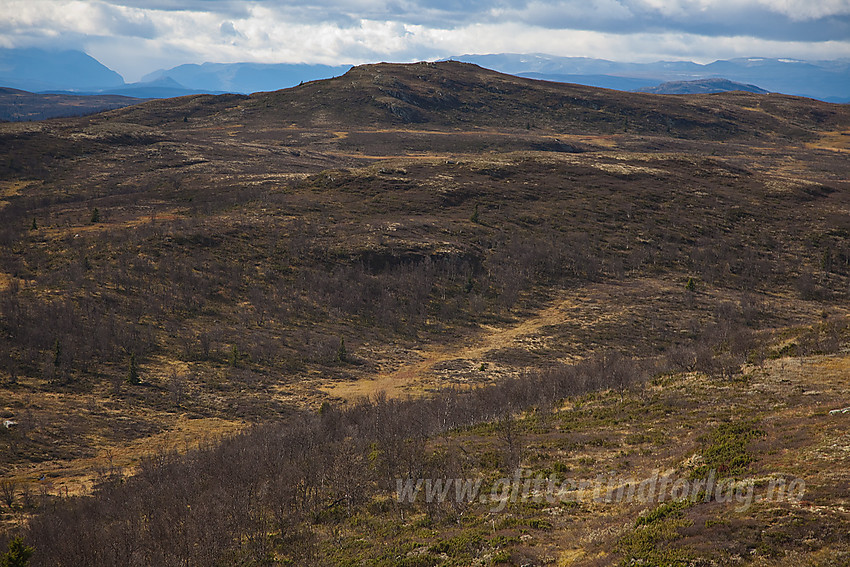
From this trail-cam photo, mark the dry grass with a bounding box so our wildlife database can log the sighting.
[808,130,850,152]
[5,416,242,499]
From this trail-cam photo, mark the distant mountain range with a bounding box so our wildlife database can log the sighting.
[0,48,350,99]
[637,78,769,95]
[141,62,353,95]
[0,48,124,92]
[517,73,660,92]
[0,48,847,105]
[451,54,850,103]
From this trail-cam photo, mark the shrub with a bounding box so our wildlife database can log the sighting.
[1,537,34,567]
[691,420,763,479]
[618,501,694,566]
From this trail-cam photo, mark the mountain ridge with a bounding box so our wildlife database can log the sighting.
[139,61,844,142]
[0,47,124,92]
[637,78,769,95]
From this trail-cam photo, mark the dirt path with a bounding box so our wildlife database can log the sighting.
[320,291,581,400]
[318,275,850,402]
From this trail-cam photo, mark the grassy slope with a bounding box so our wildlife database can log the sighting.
[310,353,850,566]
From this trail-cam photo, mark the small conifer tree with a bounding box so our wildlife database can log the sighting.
[52,339,61,370]
[127,353,139,384]
[1,537,34,567]
[336,337,347,363]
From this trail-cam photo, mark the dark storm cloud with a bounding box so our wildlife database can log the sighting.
[99,0,850,42]
[507,1,850,42]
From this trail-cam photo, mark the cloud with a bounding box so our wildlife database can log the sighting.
[488,0,850,41]
[86,0,850,34]
[0,1,158,39]
[756,0,850,21]
[0,0,847,81]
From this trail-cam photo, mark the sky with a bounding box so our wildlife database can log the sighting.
[1,0,849,82]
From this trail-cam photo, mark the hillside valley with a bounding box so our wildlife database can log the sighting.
[0,61,849,565]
